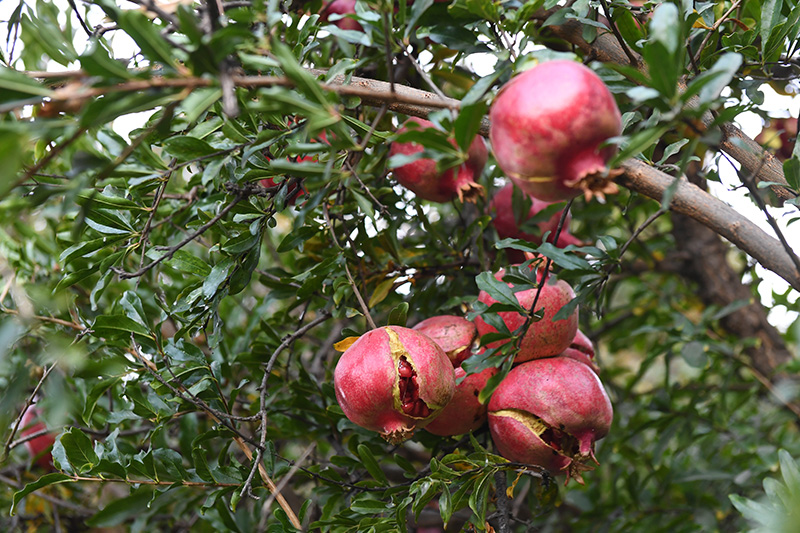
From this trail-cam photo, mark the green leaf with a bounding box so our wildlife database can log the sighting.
[277,225,319,253]
[368,276,395,308]
[475,271,524,312]
[357,444,389,485]
[454,101,487,152]
[92,315,153,338]
[86,488,154,527]
[609,126,670,167]
[761,0,784,55]
[650,3,680,55]
[166,249,212,277]
[387,302,409,326]
[162,136,218,161]
[682,341,708,368]
[118,10,178,68]
[783,158,800,192]
[468,471,492,523]
[202,257,234,299]
[0,67,52,102]
[82,377,122,425]
[55,428,100,473]
[11,474,74,515]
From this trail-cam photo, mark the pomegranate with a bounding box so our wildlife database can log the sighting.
[334,326,456,443]
[320,0,362,31]
[473,268,578,362]
[412,315,477,367]
[561,329,599,374]
[488,357,613,484]
[490,182,583,248]
[19,405,55,470]
[489,60,622,202]
[425,366,497,436]
[389,118,487,203]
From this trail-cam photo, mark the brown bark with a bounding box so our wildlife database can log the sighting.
[669,166,793,376]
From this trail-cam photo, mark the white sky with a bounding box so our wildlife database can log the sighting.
[2,1,798,331]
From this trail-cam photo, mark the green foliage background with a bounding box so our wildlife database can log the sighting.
[1,0,800,531]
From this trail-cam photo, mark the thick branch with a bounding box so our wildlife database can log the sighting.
[617,159,800,292]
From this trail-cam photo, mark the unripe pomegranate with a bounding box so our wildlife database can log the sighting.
[473,268,578,362]
[425,366,497,436]
[19,405,55,470]
[334,326,456,443]
[320,0,362,31]
[561,329,599,374]
[389,118,487,203]
[489,60,622,202]
[490,183,583,248]
[488,357,613,484]
[412,315,477,367]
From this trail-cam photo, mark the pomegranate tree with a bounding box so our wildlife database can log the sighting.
[425,366,497,437]
[389,118,487,203]
[334,326,455,443]
[412,315,477,367]
[489,60,622,202]
[473,268,578,362]
[488,357,613,484]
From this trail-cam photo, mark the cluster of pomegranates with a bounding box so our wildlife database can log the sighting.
[334,272,613,483]
[334,60,621,483]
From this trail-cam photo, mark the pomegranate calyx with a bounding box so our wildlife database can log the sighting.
[574,168,623,203]
[456,180,485,204]
[380,426,415,445]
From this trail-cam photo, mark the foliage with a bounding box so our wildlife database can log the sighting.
[1,0,799,531]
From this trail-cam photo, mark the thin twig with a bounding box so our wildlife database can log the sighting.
[692,0,743,66]
[323,202,377,329]
[2,362,58,463]
[113,190,245,279]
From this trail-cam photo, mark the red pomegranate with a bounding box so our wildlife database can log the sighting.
[488,357,613,484]
[489,60,622,202]
[425,366,497,437]
[561,329,599,374]
[334,326,456,443]
[490,182,583,248]
[389,118,487,203]
[19,405,55,470]
[412,315,477,367]
[473,268,578,362]
[320,0,362,31]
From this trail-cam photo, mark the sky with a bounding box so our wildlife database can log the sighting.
[1,0,798,332]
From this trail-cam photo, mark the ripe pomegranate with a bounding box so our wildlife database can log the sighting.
[334,326,456,443]
[490,182,583,248]
[561,329,599,374]
[320,0,362,31]
[19,405,55,470]
[473,268,578,362]
[412,315,477,367]
[425,366,497,436]
[389,118,487,203]
[489,60,622,202]
[488,357,613,484]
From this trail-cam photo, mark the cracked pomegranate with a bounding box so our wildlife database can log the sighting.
[488,357,613,484]
[489,60,622,201]
[389,118,487,203]
[334,326,455,443]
